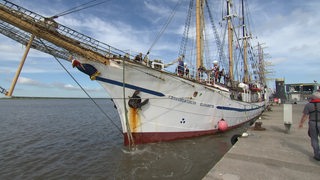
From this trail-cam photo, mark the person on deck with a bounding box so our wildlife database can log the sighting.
[197,65,205,81]
[299,91,320,161]
[184,63,190,78]
[224,73,230,86]
[177,55,184,76]
[214,66,220,82]
[218,68,225,83]
[134,53,143,63]
[212,60,219,83]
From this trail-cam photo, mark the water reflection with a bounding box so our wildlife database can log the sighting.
[115,126,248,179]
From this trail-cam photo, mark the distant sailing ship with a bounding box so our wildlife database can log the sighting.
[0,0,270,145]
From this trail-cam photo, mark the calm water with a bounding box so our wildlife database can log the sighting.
[0,99,248,179]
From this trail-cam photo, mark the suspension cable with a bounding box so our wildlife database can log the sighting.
[38,39,123,135]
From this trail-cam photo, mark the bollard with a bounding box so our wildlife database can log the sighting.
[283,104,292,133]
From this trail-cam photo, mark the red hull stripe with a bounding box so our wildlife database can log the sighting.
[310,99,320,103]
[124,129,219,145]
[122,115,260,145]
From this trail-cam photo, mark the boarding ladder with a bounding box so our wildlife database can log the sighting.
[0,0,129,63]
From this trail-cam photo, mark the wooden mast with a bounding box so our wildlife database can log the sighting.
[242,0,249,84]
[227,0,234,83]
[196,0,204,80]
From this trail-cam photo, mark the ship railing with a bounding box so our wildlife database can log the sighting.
[0,20,72,60]
[0,0,130,60]
[1,0,231,91]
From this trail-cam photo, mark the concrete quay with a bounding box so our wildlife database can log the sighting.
[203,104,320,180]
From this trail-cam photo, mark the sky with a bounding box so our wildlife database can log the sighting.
[0,0,320,98]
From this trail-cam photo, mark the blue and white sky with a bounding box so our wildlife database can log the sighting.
[1,0,320,98]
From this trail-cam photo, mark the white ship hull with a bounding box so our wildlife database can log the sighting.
[86,59,265,145]
[0,0,269,145]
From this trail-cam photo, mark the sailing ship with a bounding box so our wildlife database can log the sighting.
[0,0,269,145]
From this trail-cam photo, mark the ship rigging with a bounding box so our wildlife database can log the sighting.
[0,0,269,145]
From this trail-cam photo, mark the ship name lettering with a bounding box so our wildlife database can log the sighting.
[168,95,196,105]
[200,103,215,108]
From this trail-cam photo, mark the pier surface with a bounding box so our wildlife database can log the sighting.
[203,104,320,180]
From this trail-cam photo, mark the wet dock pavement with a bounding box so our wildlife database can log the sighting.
[203,103,320,180]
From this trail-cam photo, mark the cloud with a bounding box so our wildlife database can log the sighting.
[51,82,105,96]
[52,82,79,91]
[248,0,320,84]
[17,76,48,87]
[143,1,172,21]
[55,0,186,59]
[15,76,104,93]
[0,43,25,61]
[2,0,320,97]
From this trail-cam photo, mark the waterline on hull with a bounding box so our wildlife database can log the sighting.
[123,113,262,145]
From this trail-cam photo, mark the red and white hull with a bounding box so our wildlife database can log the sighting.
[84,59,266,145]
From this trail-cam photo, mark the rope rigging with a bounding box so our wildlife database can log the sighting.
[231,2,257,83]
[37,38,123,135]
[178,0,194,58]
[204,0,228,68]
[52,0,112,19]
[145,0,183,58]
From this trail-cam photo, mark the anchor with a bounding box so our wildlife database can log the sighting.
[128,90,149,109]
